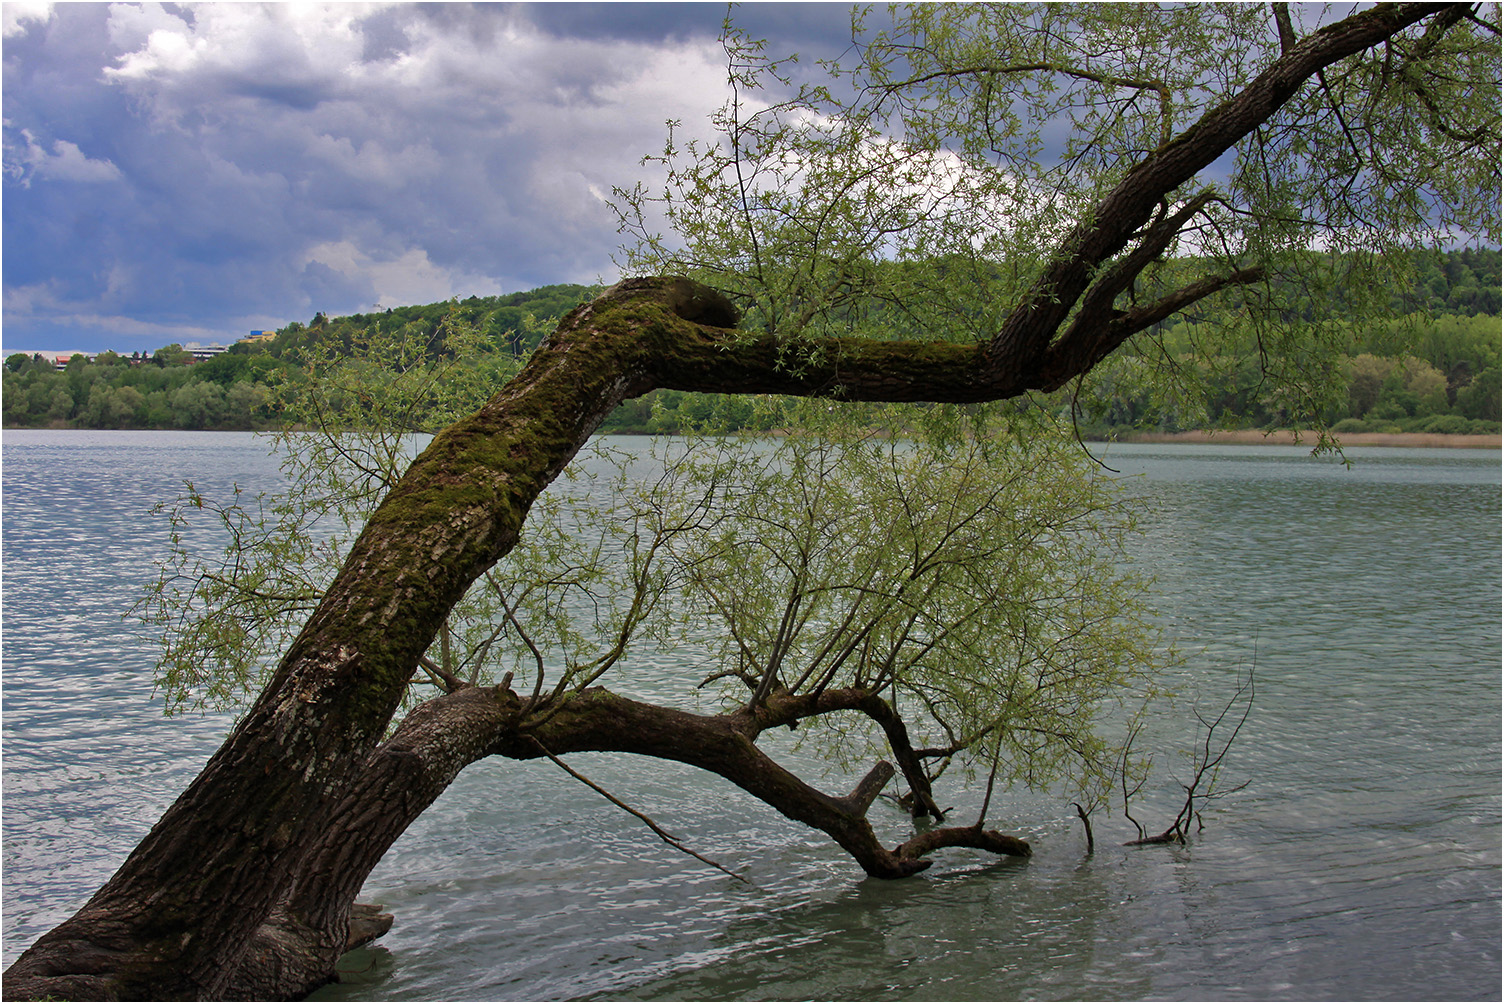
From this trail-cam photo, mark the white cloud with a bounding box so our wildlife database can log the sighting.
[2,1,51,37]
[301,240,501,309]
[91,2,729,265]
[3,127,123,187]
[105,2,376,86]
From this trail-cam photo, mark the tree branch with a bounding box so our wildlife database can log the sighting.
[1038,266,1268,390]
[417,655,468,693]
[1273,3,1298,54]
[985,2,1454,379]
[497,686,1032,877]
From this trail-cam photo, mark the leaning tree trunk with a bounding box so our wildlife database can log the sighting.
[3,7,1456,998]
[229,686,523,1000]
[2,279,717,1001]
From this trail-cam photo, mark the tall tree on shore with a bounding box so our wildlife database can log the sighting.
[5,4,1498,1000]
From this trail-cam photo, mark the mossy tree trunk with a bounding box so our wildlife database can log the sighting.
[2,5,1459,998]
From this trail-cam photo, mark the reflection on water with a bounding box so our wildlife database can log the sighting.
[3,433,1499,1000]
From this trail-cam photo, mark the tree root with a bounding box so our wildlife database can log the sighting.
[347,903,394,950]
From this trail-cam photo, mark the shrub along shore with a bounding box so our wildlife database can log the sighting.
[1112,429,1501,448]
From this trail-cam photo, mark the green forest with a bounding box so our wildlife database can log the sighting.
[5,251,1499,436]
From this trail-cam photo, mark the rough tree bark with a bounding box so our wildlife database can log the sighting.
[3,5,1462,999]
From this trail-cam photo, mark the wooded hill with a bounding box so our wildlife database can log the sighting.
[4,252,1498,435]
[0,284,598,431]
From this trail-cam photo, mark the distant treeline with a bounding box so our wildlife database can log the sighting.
[2,284,599,431]
[1069,310,1502,439]
[1405,246,1501,317]
[4,253,1498,434]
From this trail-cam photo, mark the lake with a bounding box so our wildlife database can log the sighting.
[2,430,1499,1001]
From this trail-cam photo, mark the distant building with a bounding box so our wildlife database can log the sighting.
[9,340,251,368]
[182,341,231,361]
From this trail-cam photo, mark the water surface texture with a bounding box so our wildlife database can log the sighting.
[3,431,1499,1000]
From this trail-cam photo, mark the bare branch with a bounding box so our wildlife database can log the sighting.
[1125,665,1256,846]
[1073,802,1096,855]
[416,656,467,693]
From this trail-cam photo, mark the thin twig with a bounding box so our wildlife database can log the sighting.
[533,740,752,886]
[975,742,1003,826]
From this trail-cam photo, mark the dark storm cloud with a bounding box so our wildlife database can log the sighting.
[2,2,854,354]
[518,2,856,47]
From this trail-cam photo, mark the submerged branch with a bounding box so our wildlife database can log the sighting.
[894,824,1032,861]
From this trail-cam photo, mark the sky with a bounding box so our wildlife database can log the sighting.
[2,2,857,355]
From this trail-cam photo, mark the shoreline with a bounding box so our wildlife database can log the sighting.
[5,425,1501,450]
[1106,429,1502,449]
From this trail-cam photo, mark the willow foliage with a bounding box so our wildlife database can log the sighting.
[640,404,1159,793]
[134,311,522,712]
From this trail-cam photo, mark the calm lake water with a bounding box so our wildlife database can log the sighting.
[2,430,1499,1001]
